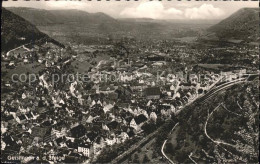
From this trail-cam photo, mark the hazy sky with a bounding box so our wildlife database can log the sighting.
[3,0,258,20]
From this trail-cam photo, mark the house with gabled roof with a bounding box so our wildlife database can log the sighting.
[16,114,27,124]
[107,120,120,131]
[135,114,148,125]
[119,132,129,143]
[54,136,66,147]
[4,115,15,124]
[103,103,114,113]
[78,143,91,157]
[69,124,86,138]
[149,112,157,122]
[144,87,161,99]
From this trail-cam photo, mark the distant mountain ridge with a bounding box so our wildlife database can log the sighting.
[1,8,63,52]
[206,8,259,41]
[6,7,117,26]
[5,7,217,44]
[5,7,123,44]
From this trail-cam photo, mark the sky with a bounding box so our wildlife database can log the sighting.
[3,0,258,20]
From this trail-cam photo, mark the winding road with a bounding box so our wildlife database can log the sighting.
[204,103,236,147]
[6,43,31,56]
[188,152,197,164]
[161,123,179,164]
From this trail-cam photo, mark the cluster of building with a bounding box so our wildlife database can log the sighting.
[2,40,243,163]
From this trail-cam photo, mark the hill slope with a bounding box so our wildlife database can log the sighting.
[1,8,63,52]
[206,8,259,41]
[165,79,259,163]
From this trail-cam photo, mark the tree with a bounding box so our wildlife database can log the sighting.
[113,41,130,62]
[132,154,139,163]
[165,142,174,154]
[142,154,149,163]
[175,148,189,163]
[142,122,156,134]
[198,88,203,94]
[152,151,158,158]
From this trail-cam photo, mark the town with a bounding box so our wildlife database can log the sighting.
[1,36,254,163]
